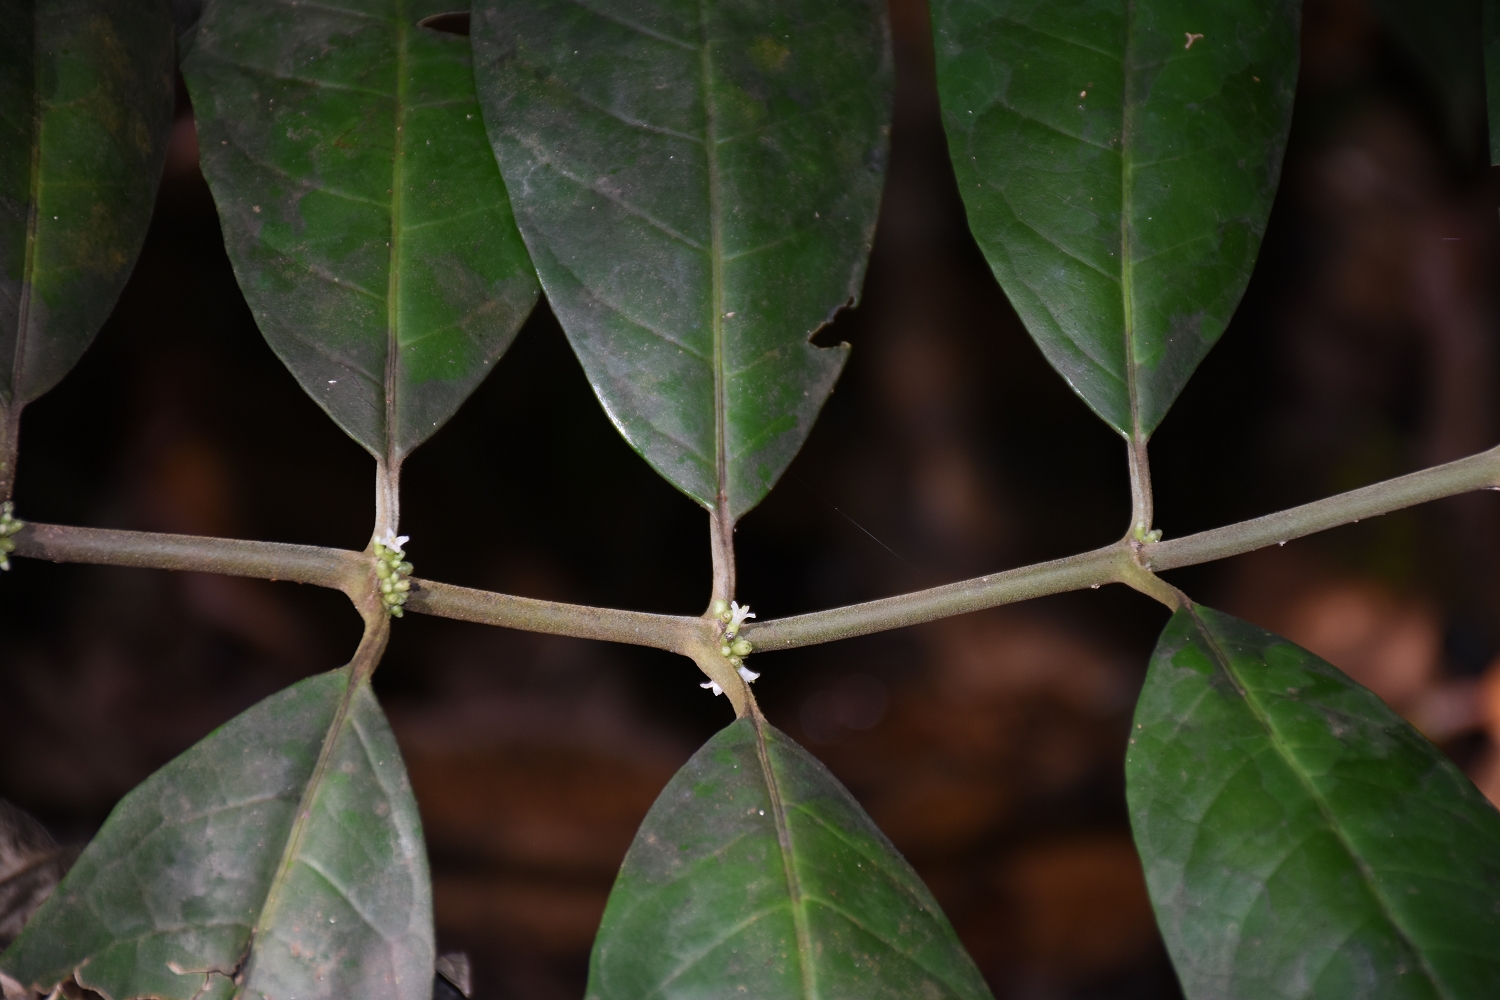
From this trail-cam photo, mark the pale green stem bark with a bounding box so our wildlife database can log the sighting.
[0,404,19,503]
[1126,432,1153,536]
[9,443,1500,654]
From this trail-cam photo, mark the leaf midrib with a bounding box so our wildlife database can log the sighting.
[9,9,44,408]
[1186,605,1452,999]
[384,0,410,465]
[751,714,817,1000]
[238,669,363,981]
[1119,0,1141,443]
[698,0,728,517]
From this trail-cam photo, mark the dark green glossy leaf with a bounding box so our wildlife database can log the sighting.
[472,0,891,518]
[1127,605,1500,999]
[0,0,174,407]
[182,0,539,465]
[0,669,433,1000]
[931,0,1299,438]
[588,716,993,1000]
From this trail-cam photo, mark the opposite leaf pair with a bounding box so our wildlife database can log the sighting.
[11,606,1499,999]
[182,0,891,533]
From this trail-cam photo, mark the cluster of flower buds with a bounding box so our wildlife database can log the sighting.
[0,502,21,571]
[701,599,759,696]
[1132,521,1163,544]
[373,533,413,617]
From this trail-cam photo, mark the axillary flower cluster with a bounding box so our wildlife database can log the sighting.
[700,599,758,697]
[372,533,413,616]
[0,502,22,571]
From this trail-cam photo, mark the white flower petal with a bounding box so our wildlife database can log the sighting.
[737,666,760,683]
[377,532,410,552]
[699,680,724,696]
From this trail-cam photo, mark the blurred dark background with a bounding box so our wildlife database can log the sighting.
[6,0,1500,996]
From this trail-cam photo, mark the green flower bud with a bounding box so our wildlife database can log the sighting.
[720,644,732,657]
[375,562,392,579]
[398,562,413,575]
[731,639,752,657]
[728,655,743,668]
[394,578,410,592]
[711,599,729,618]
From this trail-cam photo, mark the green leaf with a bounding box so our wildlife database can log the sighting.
[931,0,1299,438]
[1127,605,1500,999]
[0,0,175,406]
[472,0,892,519]
[588,715,993,1000]
[181,0,540,465]
[0,669,433,1000]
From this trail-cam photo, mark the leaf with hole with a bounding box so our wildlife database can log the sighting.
[0,0,175,467]
[472,0,892,519]
[181,0,540,468]
[587,715,993,1000]
[1127,605,1500,999]
[931,0,1299,439]
[0,669,433,1000]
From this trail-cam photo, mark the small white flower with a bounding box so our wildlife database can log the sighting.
[378,533,409,553]
[700,679,724,697]
[728,601,756,630]
[737,665,759,683]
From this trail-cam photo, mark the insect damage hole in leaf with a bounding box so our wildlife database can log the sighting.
[417,11,470,36]
[471,0,893,522]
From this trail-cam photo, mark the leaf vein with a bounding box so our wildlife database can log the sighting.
[196,53,389,99]
[642,905,783,997]
[548,79,703,145]
[510,137,707,252]
[1186,607,1456,1000]
[989,15,1120,61]
[556,0,696,51]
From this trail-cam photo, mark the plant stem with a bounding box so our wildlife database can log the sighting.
[1127,432,1152,535]
[405,577,707,651]
[373,456,402,543]
[744,442,1500,648]
[1145,442,1500,572]
[709,500,735,608]
[349,601,392,683]
[0,404,19,503]
[11,523,367,591]
[744,544,1131,648]
[9,444,1499,654]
